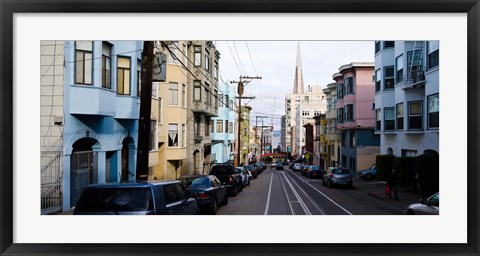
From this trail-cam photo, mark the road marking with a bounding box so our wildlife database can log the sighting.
[264,171,274,215]
[290,172,353,215]
[280,173,295,215]
[287,174,326,215]
[282,172,311,215]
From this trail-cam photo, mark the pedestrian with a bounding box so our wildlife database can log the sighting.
[387,168,399,200]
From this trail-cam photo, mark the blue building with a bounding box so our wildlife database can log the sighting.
[211,83,237,163]
[62,41,143,211]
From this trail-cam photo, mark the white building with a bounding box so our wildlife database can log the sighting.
[374,41,439,157]
[293,86,327,155]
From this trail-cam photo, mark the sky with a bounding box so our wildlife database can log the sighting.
[214,41,375,146]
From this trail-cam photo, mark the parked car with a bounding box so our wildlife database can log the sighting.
[323,167,353,188]
[406,192,439,215]
[236,167,251,187]
[252,164,263,174]
[301,165,311,176]
[275,162,284,170]
[186,176,228,214]
[244,165,258,179]
[358,164,377,180]
[306,165,323,179]
[209,164,243,197]
[178,174,206,187]
[257,162,267,170]
[292,163,304,172]
[73,181,199,215]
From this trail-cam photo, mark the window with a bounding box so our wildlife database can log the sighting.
[214,89,218,109]
[169,41,179,64]
[402,149,417,157]
[194,45,201,66]
[193,81,201,101]
[117,56,131,95]
[205,86,210,107]
[214,61,218,80]
[314,111,321,116]
[344,104,353,121]
[149,120,157,151]
[182,84,186,107]
[407,50,423,80]
[376,109,381,131]
[395,55,404,83]
[302,111,309,116]
[137,60,141,96]
[75,41,93,85]
[350,132,356,147]
[345,77,354,94]
[216,120,223,133]
[102,42,112,88]
[428,94,439,129]
[375,69,381,92]
[205,48,210,72]
[168,82,178,105]
[384,107,395,131]
[428,50,439,69]
[384,66,394,89]
[244,128,248,136]
[384,41,394,48]
[229,122,233,134]
[337,83,344,98]
[225,120,229,133]
[396,103,404,130]
[218,94,223,107]
[168,124,178,147]
[151,82,157,98]
[195,116,200,136]
[337,108,344,123]
[205,119,210,136]
[225,95,229,108]
[182,124,186,147]
[408,102,423,130]
[375,41,381,54]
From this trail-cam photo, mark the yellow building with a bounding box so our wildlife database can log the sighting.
[324,82,342,167]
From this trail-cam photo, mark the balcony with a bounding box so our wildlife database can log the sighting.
[194,135,203,144]
[70,86,115,116]
[403,69,426,90]
[116,95,140,119]
[326,110,336,120]
[191,101,217,117]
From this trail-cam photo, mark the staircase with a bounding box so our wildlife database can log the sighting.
[41,149,63,214]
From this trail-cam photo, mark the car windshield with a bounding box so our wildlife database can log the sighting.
[190,178,210,188]
[332,168,350,174]
[74,187,153,212]
[311,166,319,170]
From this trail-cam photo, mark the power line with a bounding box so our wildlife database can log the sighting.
[232,41,248,74]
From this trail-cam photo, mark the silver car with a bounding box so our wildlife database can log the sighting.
[236,167,251,187]
[406,192,439,215]
[323,167,353,188]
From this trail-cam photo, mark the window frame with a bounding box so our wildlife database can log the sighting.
[216,120,223,133]
[408,101,423,130]
[168,123,179,147]
[168,82,179,106]
[75,41,93,85]
[384,107,395,131]
[194,45,202,67]
[384,66,395,90]
[375,69,381,92]
[384,41,395,49]
[345,104,354,122]
[375,109,381,131]
[427,93,439,129]
[116,56,131,95]
[395,54,404,84]
[101,41,112,89]
[337,83,344,99]
[345,77,354,95]
[396,103,404,131]
[193,80,201,102]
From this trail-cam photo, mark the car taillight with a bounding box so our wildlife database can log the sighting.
[197,193,210,199]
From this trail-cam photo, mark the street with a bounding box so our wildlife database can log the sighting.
[218,165,415,215]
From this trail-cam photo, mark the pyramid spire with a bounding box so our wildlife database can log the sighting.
[293,42,304,93]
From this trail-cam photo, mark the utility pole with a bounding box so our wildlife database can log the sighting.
[231,76,261,167]
[136,41,154,181]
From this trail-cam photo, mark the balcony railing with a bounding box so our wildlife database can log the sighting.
[194,135,203,144]
[403,68,426,90]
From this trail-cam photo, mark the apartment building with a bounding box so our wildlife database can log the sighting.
[323,83,342,168]
[334,62,380,172]
[374,41,439,157]
[211,82,237,163]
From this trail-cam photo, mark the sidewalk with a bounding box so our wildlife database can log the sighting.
[354,178,424,214]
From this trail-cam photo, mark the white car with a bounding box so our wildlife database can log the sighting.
[406,192,439,215]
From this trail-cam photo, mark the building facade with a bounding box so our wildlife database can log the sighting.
[323,83,342,168]
[335,62,380,172]
[374,41,439,157]
[60,41,143,211]
[239,105,252,165]
[211,82,237,163]
[186,41,220,175]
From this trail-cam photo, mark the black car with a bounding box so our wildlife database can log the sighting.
[209,164,243,196]
[275,162,284,170]
[73,181,199,215]
[186,175,228,214]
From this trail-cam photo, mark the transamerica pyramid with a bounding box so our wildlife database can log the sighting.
[293,42,304,93]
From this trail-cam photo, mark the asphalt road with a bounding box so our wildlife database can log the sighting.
[218,165,408,215]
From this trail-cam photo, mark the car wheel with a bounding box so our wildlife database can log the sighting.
[407,209,415,215]
[365,174,372,180]
[223,194,228,205]
[211,200,218,215]
[239,183,243,192]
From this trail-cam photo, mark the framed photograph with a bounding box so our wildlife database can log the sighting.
[1,0,479,255]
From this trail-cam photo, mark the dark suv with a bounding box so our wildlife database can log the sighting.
[73,181,199,215]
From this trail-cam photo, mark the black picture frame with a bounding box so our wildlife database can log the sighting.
[1,0,479,255]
